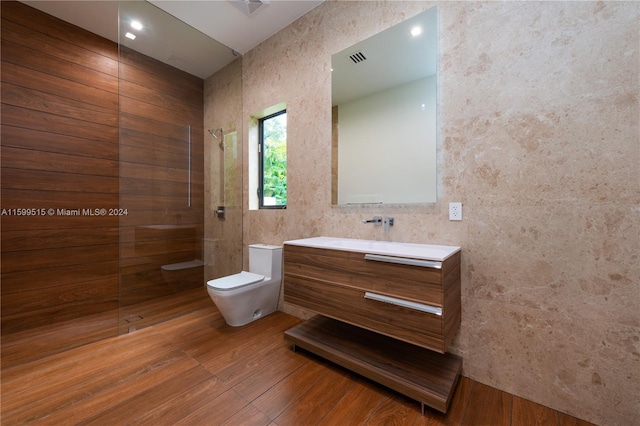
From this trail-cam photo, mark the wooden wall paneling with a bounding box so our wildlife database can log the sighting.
[1,0,205,341]
[117,46,204,311]
[1,191,120,231]
[118,273,203,306]
[1,146,118,176]
[1,126,119,160]
[0,1,118,61]
[2,83,118,127]
[119,162,203,185]
[118,48,203,107]
[1,244,119,275]
[119,252,204,278]
[1,227,120,252]
[1,104,118,144]
[0,40,117,93]
[119,113,196,142]
[1,168,118,193]
[118,192,205,213]
[121,225,197,243]
[120,238,201,259]
[1,1,119,337]
[118,144,192,171]
[119,128,203,158]
[123,132,205,161]
[119,84,201,126]
[119,47,203,91]
[1,261,119,294]
[1,189,120,207]
[117,208,203,228]
[0,18,117,76]
[1,62,119,111]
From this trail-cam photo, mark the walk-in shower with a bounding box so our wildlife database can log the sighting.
[114,0,245,339]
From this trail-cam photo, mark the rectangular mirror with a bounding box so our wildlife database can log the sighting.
[331,7,437,205]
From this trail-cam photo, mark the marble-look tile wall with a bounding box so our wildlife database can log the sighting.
[238,1,639,425]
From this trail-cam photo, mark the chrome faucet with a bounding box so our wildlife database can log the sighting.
[362,216,382,226]
[383,217,394,232]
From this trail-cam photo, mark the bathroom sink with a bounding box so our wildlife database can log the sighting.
[284,237,459,262]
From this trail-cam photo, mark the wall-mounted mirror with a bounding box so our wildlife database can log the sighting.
[331,7,437,205]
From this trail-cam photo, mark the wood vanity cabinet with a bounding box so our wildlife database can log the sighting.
[283,244,461,353]
[282,239,463,414]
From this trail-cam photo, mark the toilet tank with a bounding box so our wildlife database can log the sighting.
[248,244,282,279]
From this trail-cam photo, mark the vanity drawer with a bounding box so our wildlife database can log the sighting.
[283,243,461,353]
[283,238,462,413]
[284,246,444,306]
[284,275,445,351]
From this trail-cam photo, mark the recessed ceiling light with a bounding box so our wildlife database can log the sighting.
[410,26,422,37]
[131,20,143,31]
[125,32,136,40]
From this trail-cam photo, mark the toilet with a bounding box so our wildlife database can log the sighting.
[206,244,282,326]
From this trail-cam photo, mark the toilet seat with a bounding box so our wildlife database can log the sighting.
[207,271,265,291]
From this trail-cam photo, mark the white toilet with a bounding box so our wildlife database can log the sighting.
[206,244,282,326]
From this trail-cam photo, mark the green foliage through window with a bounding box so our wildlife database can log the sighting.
[260,111,287,208]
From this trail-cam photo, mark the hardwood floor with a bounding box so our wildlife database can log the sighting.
[1,288,595,426]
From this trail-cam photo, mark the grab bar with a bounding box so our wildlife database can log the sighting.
[364,254,442,269]
[187,124,191,207]
[364,292,442,316]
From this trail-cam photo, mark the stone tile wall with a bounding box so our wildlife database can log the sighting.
[235,2,638,424]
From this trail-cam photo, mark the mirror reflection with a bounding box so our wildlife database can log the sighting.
[331,7,437,205]
[118,1,237,79]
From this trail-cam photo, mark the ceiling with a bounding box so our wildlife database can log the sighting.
[21,0,324,79]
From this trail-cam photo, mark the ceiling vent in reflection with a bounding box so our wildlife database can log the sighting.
[349,51,367,64]
[229,0,268,16]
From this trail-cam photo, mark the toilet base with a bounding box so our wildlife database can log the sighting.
[207,276,281,327]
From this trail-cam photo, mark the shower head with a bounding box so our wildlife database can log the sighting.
[208,128,222,139]
[208,128,225,150]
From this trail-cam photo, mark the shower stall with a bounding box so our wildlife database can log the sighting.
[0,1,243,368]
[116,1,244,333]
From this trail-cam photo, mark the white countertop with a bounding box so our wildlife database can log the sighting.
[284,236,460,262]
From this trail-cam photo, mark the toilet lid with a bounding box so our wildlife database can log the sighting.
[207,271,264,291]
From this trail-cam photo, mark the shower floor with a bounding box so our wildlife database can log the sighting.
[1,287,211,370]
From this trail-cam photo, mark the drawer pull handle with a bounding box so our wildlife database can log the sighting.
[364,292,442,316]
[364,254,442,269]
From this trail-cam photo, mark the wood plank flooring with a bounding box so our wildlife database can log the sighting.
[0,288,212,369]
[1,287,596,425]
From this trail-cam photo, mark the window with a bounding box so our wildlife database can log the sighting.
[258,110,287,208]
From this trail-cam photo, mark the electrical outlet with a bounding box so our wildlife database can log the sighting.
[449,202,462,221]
